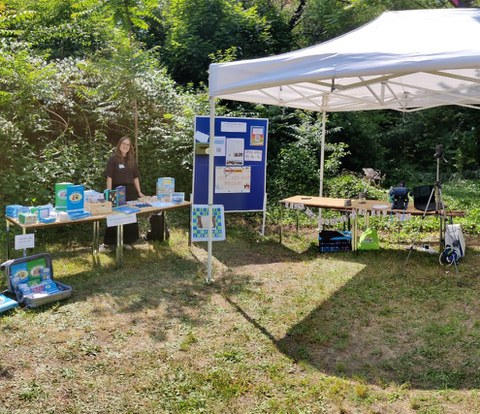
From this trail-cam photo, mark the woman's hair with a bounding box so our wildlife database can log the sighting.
[115,136,136,168]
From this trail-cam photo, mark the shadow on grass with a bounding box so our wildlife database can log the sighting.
[202,235,319,267]
[221,246,480,390]
[5,221,480,391]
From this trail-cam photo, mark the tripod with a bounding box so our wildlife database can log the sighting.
[406,145,449,263]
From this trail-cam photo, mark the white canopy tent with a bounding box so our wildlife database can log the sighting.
[204,8,480,281]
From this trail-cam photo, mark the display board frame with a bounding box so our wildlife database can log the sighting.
[192,116,269,212]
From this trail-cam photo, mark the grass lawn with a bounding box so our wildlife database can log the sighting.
[1,217,480,414]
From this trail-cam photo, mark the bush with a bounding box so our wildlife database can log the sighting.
[325,172,386,200]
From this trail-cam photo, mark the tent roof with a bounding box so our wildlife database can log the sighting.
[208,8,480,113]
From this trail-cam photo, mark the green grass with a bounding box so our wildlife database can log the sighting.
[0,219,479,413]
[1,181,480,413]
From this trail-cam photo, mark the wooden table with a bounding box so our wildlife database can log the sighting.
[279,195,455,250]
[5,201,191,268]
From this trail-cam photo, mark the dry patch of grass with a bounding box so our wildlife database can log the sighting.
[1,224,480,413]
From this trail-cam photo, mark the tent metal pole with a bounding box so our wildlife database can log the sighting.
[207,98,216,283]
[261,193,267,237]
[318,96,328,229]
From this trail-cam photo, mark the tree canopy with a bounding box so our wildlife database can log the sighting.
[0,0,479,210]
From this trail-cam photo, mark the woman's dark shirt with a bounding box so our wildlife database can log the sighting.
[104,155,139,188]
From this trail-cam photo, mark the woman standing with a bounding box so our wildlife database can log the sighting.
[102,136,144,250]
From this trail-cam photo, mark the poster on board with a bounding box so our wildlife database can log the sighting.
[215,167,251,193]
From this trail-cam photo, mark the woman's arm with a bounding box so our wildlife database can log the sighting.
[134,177,144,198]
[106,176,112,190]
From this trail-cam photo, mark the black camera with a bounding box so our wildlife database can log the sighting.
[434,144,444,159]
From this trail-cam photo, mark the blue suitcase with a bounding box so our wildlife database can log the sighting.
[1,253,72,309]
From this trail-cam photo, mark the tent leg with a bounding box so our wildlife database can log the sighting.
[207,98,216,283]
[318,103,328,230]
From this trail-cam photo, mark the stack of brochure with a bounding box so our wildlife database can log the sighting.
[0,293,18,314]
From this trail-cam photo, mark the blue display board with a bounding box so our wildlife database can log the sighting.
[193,116,269,212]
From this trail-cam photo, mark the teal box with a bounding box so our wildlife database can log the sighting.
[156,177,175,197]
[66,185,84,212]
[171,192,185,204]
[104,189,118,207]
[18,212,37,224]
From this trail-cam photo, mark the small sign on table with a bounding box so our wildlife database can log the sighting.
[106,213,137,227]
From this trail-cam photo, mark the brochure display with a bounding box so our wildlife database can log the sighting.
[5,201,192,269]
[193,116,268,212]
[0,293,18,314]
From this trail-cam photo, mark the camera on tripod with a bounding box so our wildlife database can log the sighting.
[434,144,448,164]
[434,144,444,159]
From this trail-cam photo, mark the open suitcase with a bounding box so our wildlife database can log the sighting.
[0,253,72,309]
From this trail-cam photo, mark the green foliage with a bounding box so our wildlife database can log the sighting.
[0,42,202,209]
[327,107,480,188]
[268,143,320,199]
[1,0,480,227]
[0,109,111,205]
[324,172,386,200]
[0,42,56,128]
[264,109,350,202]
[72,0,161,39]
[0,4,35,37]
[161,0,276,85]
[3,0,109,58]
[324,173,365,200]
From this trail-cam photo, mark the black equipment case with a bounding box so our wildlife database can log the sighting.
[318,230,352,253]
[1,253,72,309]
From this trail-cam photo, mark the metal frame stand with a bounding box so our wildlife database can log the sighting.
[406,145,449,264]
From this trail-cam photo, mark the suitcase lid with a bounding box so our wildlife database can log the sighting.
[1,253,54,295]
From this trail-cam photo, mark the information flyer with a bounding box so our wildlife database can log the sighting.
[215,166,251,193]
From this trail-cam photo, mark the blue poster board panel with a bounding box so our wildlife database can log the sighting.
[193,116,268,212]
[191,205,226,242]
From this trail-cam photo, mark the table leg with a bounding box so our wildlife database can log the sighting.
[163,211,168,240]
[279,203,283,244]
[188,208,192,246]
[22,227,27,258]
[352,214,358,251]
[92,221,100,254]
[116,225,123,268]
[296,209,299,237]
[6,220,10,260]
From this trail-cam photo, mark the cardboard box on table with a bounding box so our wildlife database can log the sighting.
[84,201,112,215]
